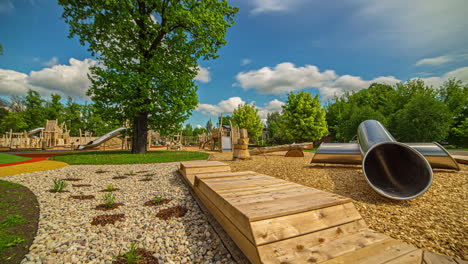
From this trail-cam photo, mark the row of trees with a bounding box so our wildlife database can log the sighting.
[326,78,467,146]
[0,90,117,136]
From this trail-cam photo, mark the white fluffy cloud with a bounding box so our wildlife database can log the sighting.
[236,63,337,95]
[195,66,211,83]
[42,57,59,67]
[196,97,285,124]
[196,124,202,129]
[241,58,252,66]
[250,0,305,14]
[0,59,211,98]
[0,58,97,98]
[415,56,451,66]
[235,62,468,100]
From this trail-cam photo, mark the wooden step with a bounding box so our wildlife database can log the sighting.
[179,161,231,186]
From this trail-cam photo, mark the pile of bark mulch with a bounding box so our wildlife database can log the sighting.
[91,214,125,226]
[95,170,109,174]
[95,203,124,211]
[143,199,171,207]
[156,205,188,220]
[72,184,92,187]
[212,151,468,259]
[63,178,82,181]
[70,195,95,200]
[113,248,158,264]
[136,170,149,174]
[112,176,128,180]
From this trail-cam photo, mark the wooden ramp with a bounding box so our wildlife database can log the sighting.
[179,161,466,264]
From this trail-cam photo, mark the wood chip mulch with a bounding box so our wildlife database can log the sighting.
[139,178,152,182]
[70,195,95,200]
[136,170,149,174]
[95,171,109,174]
[156,205,188,220]
[48,190,70,193]
[95,203,124,211]
[63,178,82,181]
[72,184,92,187]
[91,214,125,226]
[143,199,171,207]
[112,176,128,180]
[209,151,468,259]
[113,249,158,264]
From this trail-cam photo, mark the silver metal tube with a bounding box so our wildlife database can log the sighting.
[358,120,433,200]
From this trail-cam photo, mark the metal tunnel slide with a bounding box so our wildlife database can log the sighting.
[76,127,127,150]
[311,120,460,200]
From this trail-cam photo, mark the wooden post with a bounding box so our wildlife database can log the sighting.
[233,128,251,161]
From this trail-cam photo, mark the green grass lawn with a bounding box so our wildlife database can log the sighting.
[50,150,209,165]
[0,180,39,264]
[303,148,318,153]
[0,153,30,165]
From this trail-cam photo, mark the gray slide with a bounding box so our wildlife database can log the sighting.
[27,127,45,138]
[76,127,127,150]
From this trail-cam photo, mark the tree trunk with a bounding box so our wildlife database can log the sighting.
[131,112,148,154]
[249,142,313,155]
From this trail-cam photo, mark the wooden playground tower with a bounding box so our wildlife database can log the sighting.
[198,116,246,153]
[0,120,71,150]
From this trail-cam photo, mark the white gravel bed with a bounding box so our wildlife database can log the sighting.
[3,163,235,264]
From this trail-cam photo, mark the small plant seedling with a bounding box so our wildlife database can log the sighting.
[103,193,116,208]
[0,214,26,228]
[51,178,68,192]
[152,197,166,204]
[118,242,142,264]
[106,184,115,192]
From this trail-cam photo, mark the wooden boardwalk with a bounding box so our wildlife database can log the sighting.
[179,161,466,264]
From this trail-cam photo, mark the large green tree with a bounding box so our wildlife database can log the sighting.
[393,94,451,142]
[232,103,264,139]
[282,91,328,142]
[59,0,239,153]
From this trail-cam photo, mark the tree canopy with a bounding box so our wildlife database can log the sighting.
[281,91,328,142]
[59,0,239,153]
[232,103,264,139]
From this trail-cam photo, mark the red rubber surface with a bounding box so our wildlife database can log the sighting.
[0,153,58,167]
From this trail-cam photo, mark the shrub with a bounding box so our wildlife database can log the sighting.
[51,178,68,192]
[103,193,116,208]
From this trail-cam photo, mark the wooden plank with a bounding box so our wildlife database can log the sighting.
[226,186,322,206]
[206,178,287,192]
[238,192,351,221]
[180,160,229,168]
[257,219,368,264]
[384,249,423,264]
[182,165,231,185]
[195,178,254,243]
[258,229,388,264]
[195,171,258,180]
[423,251,458,264]
[201,174,275,184]
[221,182,304,198]
[319,238,418,264]
[251,202,363,245]
[217,181,296,194]
[193,188,262,264]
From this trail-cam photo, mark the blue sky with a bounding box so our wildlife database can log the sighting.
[1,0,468,128]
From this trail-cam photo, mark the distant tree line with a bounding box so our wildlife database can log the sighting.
[0,90,120,136]
[265,78,467,147]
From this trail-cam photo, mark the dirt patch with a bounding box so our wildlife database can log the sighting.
[72,184,92,187]
[70,195,95,200]
[63,178,82,181]
[143,199,171,207]
[48,190,70,193]
[113,248,158,264]
[0,180,40,264]
[213,151,468,259]
[112,176,128,180]
[139,178,152,182]
[156,205,188,220]
[136,170,149,174]
[95,170,109,174]
[95,203,124,211]
[91,214,125,226]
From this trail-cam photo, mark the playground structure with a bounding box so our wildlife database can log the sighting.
[311,120,460,200]
[179,161,464,264]
[198,118,246,153]
[0,120,131,151]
